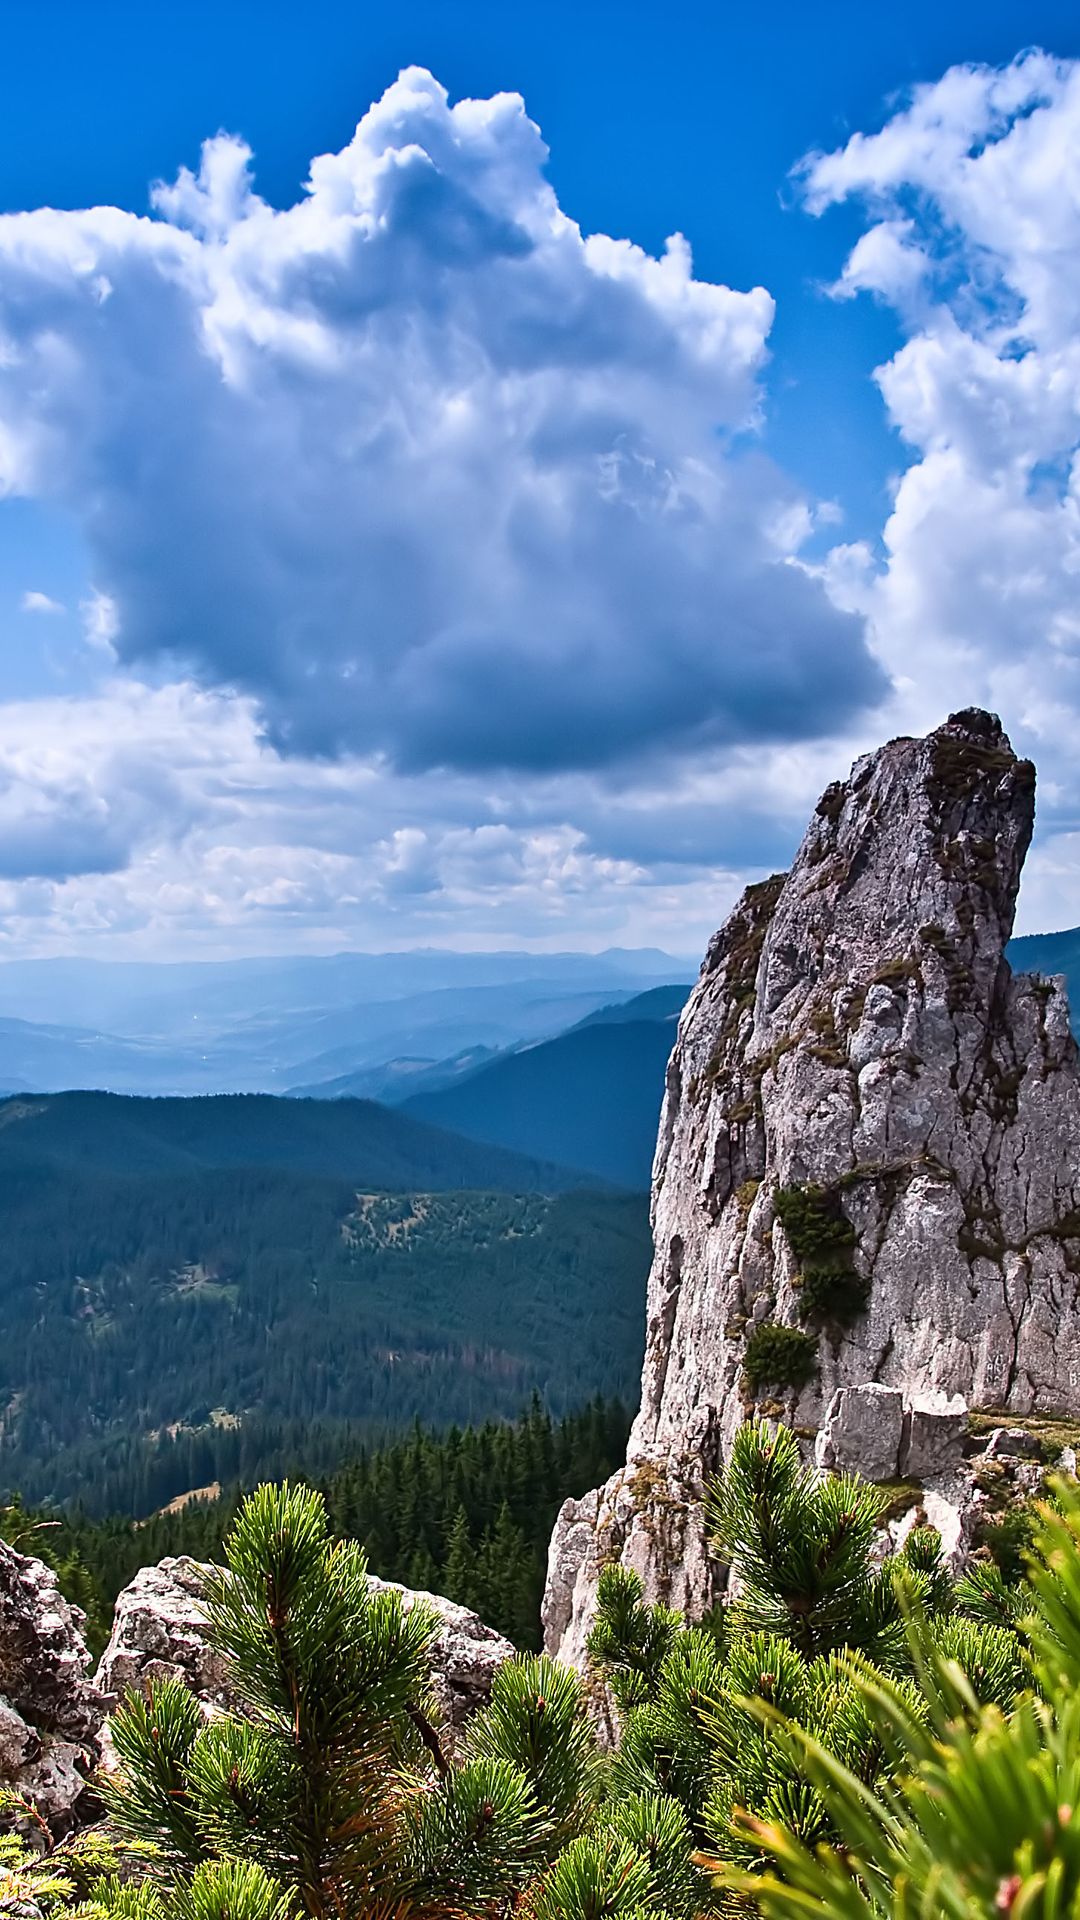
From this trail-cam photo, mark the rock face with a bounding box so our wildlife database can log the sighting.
[96,1557,514,1747]
[544,710,1080,1662]
[95,1558,232,1719]
[0,1540,105,1835]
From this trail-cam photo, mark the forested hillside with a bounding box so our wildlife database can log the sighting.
[403,1016,680,1186]
[7,1397,631,1654]
[0,1164,648,1507]
[0,1089,584,1187]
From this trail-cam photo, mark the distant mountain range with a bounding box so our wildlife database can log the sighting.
[0,947,692,1097]
[398,985,689,1188]
[3,928,1079,1183]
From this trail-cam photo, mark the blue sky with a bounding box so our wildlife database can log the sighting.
[2,1,1080,955]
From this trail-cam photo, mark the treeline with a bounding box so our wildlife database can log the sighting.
[3,1396,631,1654]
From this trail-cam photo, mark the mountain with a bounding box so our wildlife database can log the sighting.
[400,985,691,1187]
[289,1046,504,1103]
[0,949,693,1096]
[0,1090,588,1190]
[572,983,691,1029]
[0,1169,648,1511]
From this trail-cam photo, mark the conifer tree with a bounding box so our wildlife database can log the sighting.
[97,1481,602,1920]
[715,1476,1080,1918]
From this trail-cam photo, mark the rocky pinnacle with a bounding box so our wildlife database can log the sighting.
[543,709,1080,1664]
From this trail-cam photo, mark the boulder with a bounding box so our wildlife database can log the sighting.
[96,1557,514,1748]
[815,1384,905,1480]
[95,1557,231,1719]
[899,1395,969,1479]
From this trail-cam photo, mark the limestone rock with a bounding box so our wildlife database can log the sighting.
[899,1396,969,1479]
[546,710,1080,1660]
[815,1384,905,1480]
[95,1558,231,1719]
[366,1575,514,1734]
[542,1406,726,1665]
[97,1558,513,1747]
[0,1541,106,1836]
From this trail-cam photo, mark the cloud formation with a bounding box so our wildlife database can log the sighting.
[800,51,1080,791]
[11,55,1080,957]
[0,68,882,777]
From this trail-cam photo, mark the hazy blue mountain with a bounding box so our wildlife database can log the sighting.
[289,1046,504,1103]
[0,947,688,1035]
[402,985,691,1188]
[0,1089,592,1191]
[574,983,691,1029]
[0,949,692,1096]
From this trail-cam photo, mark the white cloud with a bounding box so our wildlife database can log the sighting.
[80,589,119,653]
[16,55,1080,959]
[19,589,64,614]
[799,49,1080,895]
[0,67,882,780]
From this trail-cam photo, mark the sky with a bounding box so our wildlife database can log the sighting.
[3,0,1080,959]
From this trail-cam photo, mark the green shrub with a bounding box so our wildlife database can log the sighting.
[743,1322,819,1393]
[776,1181,868,1328]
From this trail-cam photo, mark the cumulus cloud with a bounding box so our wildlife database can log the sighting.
[20,590,64,615]
[0,669,758,957]
[0,67,883,778]
[799,49,1080,808]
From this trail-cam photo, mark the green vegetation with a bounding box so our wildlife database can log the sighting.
[26,1418,1080,1920]
[0,1159,648,1508]
[0,1089,586,1187]
[719,1466,1080,1919]
[742,1321,818,1393]
[99,1482,601,1920]
[776,1179,869,1327]
[3,1398,631,1655]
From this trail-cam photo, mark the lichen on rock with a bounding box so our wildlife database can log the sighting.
[544,709,1080,1662]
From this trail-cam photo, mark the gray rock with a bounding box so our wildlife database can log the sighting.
[366,1575,514,1735]
[542,1406,726,1668]
[96,1557,513,1749]
[95,1557,231,1720]
[545,711,1080,1660]
[0,1541,105,1836]
[984,1427,1044,1461]
[815,1384,905,1480]
[899,1395,969,1479]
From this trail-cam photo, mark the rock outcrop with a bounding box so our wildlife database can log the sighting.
[95,1557,514,1748]
[0,1541,105,1835]
[545,710,1080,1662]
[95,1558,232,1721]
